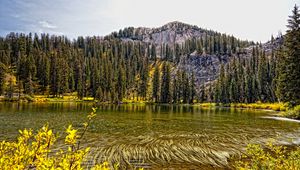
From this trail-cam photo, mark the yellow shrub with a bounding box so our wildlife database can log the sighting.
[0,108,111,170]
[236,141,300,170]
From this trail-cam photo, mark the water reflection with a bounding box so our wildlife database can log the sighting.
[0,103,299,168]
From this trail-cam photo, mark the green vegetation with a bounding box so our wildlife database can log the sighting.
[236,142,300,170]
[276,5,300,105]
[0,2,299,170]
[213,5,300,112]
[0,5,299,111]
[0,13,253,104]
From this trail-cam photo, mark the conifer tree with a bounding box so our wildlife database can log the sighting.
[190,72,196,103]
[160,62,171,103]
[276,5,300,104]
[0,62,6,95]
[152,65,160,102]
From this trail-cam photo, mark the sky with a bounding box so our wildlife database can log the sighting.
[0,0,298,42]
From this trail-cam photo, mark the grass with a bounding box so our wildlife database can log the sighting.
[194,102,287,112]
[122,97,149,104]
[33,93,95,102]
[282,105,300,119]
[195,102,217,108]
[34,94,80,102]
[229,102,287,111]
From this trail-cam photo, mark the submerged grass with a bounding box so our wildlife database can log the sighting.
[92,133,248,169]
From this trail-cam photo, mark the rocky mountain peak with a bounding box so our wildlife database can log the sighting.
[159,21,198,31]
[115,21,205,45]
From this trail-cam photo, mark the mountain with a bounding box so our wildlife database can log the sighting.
[111,21,279,84]
[118,21,205,45]
[0,21,283,103]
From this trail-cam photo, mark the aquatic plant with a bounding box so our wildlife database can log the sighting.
[92,133,245,168]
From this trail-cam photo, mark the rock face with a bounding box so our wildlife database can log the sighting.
[117,21,282,86]
[121,21,206,45]
[177,54,231,85]
[138,21,204,45]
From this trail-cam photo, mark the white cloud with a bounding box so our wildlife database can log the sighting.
[39,20,57,29]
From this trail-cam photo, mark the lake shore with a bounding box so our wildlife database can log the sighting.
[2,95,299,120]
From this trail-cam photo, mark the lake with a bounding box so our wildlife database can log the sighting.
[0,102,299,169]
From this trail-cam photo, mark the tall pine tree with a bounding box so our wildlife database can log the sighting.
[276,5,300,104]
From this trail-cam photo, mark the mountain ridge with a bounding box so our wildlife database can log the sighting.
[109,21,281,86]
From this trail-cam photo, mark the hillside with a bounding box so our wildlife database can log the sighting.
[113,21,281,86]
[0,21,283,103]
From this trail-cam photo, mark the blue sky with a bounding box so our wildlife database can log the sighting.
[0,0,298,42]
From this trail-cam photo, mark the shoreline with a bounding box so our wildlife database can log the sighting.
[0,97,288,112]
[1,99,295,118]
[2,96,298,120]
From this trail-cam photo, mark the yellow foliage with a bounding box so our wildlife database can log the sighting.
[282,105,300,119]
[0,107,111,170]
[236,141,300,170]
[4,74,17,86]
[65,125,78,145]
[230,102,287,111]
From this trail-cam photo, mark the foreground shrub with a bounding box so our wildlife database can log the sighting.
[236,142,300,170]
[0,108,111,170]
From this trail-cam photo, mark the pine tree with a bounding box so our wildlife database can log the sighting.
[190,72,196,103]
[151,44,156,62]
[182,70,190,103]
[199,82,206,103]
[257,51,268,102]
[173,70,182,103]
[0,62,7,95]
[215,64,225,103]
[139,58,149,100]
[276,5,300,104]
[160,62,171,103]
[152,65,160,102]
[49,52,58,96]
[116,63,126,102]
[229,57,239,102]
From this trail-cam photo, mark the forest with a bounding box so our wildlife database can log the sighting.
[0,6,299,106]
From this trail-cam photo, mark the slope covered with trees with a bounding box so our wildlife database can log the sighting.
[0,5,299,105]
[0,21,252,103]
[214,5,300,105]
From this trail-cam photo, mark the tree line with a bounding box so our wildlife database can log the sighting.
[0,5,299,104]
[0,22,250,103]
[214,5,300,105]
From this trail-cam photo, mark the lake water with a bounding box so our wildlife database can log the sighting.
[0,102,299,169]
